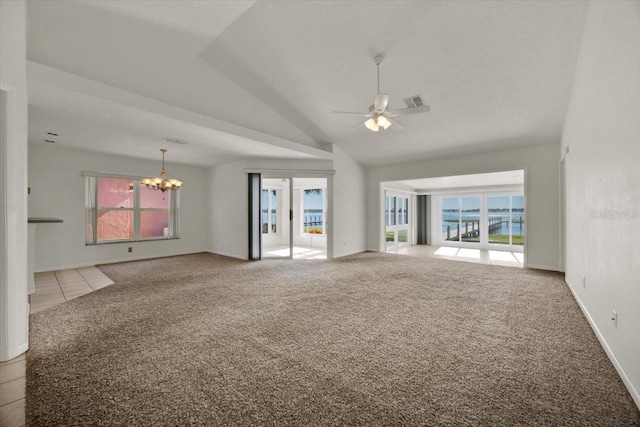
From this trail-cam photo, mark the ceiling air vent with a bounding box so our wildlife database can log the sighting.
[163,137,189,145]
[403,95,424,108]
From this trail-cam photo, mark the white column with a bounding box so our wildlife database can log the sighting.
[0,0,30,361]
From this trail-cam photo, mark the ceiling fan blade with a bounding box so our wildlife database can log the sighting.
[349,121,366,132]
[385,104,430,117]
[374,93,389,113]
[332,110,374,118]
[388,118,404,131]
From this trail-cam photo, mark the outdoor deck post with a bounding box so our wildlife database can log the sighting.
[447,225,450,240]
[519,216,522,235]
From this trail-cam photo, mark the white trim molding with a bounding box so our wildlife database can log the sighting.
[566,279,640,409]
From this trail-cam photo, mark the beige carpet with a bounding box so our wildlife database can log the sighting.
[26,252,639,426]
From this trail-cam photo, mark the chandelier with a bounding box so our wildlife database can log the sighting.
[142,149,183,192]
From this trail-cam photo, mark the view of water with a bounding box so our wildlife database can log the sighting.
[442,211,525,235]
[261,211,324,228]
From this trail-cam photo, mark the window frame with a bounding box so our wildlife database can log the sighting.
[84,173,180,245]
[436,191,524,251]
[441,195,481,244]
[302,187,327,236]
[261,188,279,235]
[487,193,525,247]
[385,191,411,250]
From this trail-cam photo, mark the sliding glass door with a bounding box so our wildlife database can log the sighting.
[487,195,525,246]
[293,178,328,259]
[261,178,292,258]
[441,196,481,243]
[385,192,410,251]
[438,193,524,251]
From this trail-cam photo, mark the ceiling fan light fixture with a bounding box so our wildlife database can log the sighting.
[378,116,391,130]
[365,118,379,132]
[332,55,429,132]
[365,116,392,132]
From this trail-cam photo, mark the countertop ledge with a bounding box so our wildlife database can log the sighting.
[28,217,63,223]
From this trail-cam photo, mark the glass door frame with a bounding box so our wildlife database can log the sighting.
[435,191,525,253]
[384,190,412,252]
[439,194,483,247]
[486,192,525,252]
[261,176,293,259]
[258,172,334,260]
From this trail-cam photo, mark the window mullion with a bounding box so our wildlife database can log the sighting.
[323,189,327,235]
[458,197,462,242]
[134,181,140,240]
[268,193,272,234]
[169,192,175,239]
[92,178,98,244]
[509,195,513,246]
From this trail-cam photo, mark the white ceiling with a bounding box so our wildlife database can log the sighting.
[28,79,319,167]
[26,0,589,167]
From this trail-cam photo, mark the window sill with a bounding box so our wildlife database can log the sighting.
[86,237,180,246]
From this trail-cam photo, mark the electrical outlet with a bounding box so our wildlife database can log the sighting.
[611,311,617,328]
[128,247,133,253]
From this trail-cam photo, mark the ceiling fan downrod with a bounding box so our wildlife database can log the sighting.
[375,55,383,94]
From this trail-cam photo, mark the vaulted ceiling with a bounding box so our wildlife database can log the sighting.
[26,0,589,167]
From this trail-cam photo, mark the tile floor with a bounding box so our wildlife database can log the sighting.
[31,266,114,314]
[0,266,114,427]
[392,245,524,268]
[0,354,26,427]
[263,245,327,260]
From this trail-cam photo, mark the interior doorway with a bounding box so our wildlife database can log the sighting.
[261,177,327,260]
[381,170,526,265]
[384,191,411,252]
[261,177,291,258]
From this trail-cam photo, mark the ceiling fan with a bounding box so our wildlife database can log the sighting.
[332,55,430,132]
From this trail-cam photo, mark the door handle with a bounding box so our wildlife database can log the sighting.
[290,209,293,221]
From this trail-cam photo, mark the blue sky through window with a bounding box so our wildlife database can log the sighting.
[304,190,323,210]
[442,198,459,210]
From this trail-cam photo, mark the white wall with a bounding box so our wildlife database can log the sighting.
[331,146,366,258]
[28,144,209,270]
[561,0,640,407]
[366,143,561,270]
[0,0,30,361]
[208,159,248,259]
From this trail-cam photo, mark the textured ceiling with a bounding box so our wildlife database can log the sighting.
[26,0,589,167]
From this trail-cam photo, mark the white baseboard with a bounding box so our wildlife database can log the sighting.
[333,248,367,259]
[565,279,640,410]
[207,250,248,261]
[34,251,207,272]
[2,341,29,362]
[524,263,560,271]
